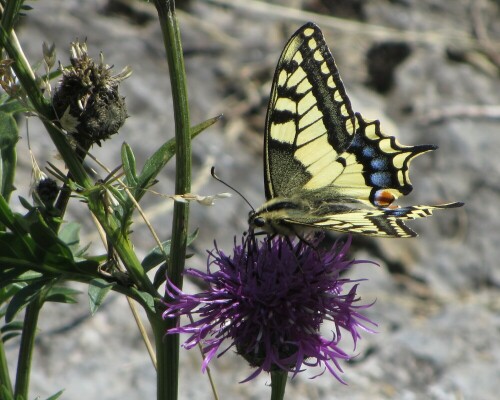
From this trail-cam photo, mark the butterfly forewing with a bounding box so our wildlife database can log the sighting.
[265,22,355,200]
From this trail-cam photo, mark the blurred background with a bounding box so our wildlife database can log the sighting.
[6,0,500,398]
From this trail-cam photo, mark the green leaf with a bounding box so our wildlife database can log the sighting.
[0,112,18,148]
[130,288,155,314]
[45,390,65,400]
[17,196,34,211]
[5,279,49,322]
[121,143,138,187]
[73,241,91,259]
[74,258,100,274]
[0,97,28,113]
[128,116,220,207]
[58,222,81,254]
[0,269,42,293]
[1,320,23,342]
[15,271,44,281]
[135,138,176,199]
[0,233,37,276]
[141,229,198,271]
[0,195,25,233]
[0,282,21,304]
[0,110,19,200]
[190,114,222,137]
[152,253,192,290]
[88,278,115,315]
[119,114,221,237]
[28,214,65,250]
[1,331,21,343]
[141,241,171,272]
[1,320,24,333]
[45,286,80,304]
[153,263,167,289]
[28,212,76,272]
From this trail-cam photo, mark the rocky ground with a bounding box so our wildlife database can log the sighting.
[5,0,500,399]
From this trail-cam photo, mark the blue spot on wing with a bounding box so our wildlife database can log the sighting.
[362,146,376,157]
[370,172,392,187]
[388,208,410,217]
[371,157,388,170]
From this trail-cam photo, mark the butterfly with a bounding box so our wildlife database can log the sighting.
[248,22,463,238]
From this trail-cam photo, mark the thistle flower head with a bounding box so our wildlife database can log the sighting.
[164,234,376,382]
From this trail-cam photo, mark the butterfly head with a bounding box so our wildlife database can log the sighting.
[248,210,268,231]
[248,198,312,236]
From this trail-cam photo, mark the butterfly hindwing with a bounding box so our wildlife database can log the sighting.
[332,113,437,207]
[282,203,462,238]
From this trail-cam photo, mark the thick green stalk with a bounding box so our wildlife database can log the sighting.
[270,370,288,400]
[151,315,172,400]
[153,1,191,400]
[154,1,191,289]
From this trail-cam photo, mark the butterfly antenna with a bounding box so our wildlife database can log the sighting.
[211,166,255,212]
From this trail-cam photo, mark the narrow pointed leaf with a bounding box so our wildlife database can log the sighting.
[58,222,81,256]
[121,142,138,186]
[0,110,19,200]
[46,286,80,304]
[45,390,65,400]
[88,278,115,315]
[135,116,220,201]
[130,288,155,314]
[141,228,198,271]
[190,114,222,137]
[5,279,49,322]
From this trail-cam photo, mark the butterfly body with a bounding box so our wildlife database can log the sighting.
[250,23,462,238]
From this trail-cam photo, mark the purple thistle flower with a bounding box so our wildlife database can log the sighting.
[163,234,376,383]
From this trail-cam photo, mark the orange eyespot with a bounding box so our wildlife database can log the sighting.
[373,189,396,207]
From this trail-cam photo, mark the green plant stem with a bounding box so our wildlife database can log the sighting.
[151,315,174,400]
[0,0,22,38]
[14,294,44,399]
[270,370,288,400]
[88,204,157,295]
[52,143,92,230]
[0,337,13,395]
[153,1,191,400]
[154,1,191,289]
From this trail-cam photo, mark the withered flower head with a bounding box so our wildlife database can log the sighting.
[52,41,131,147]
